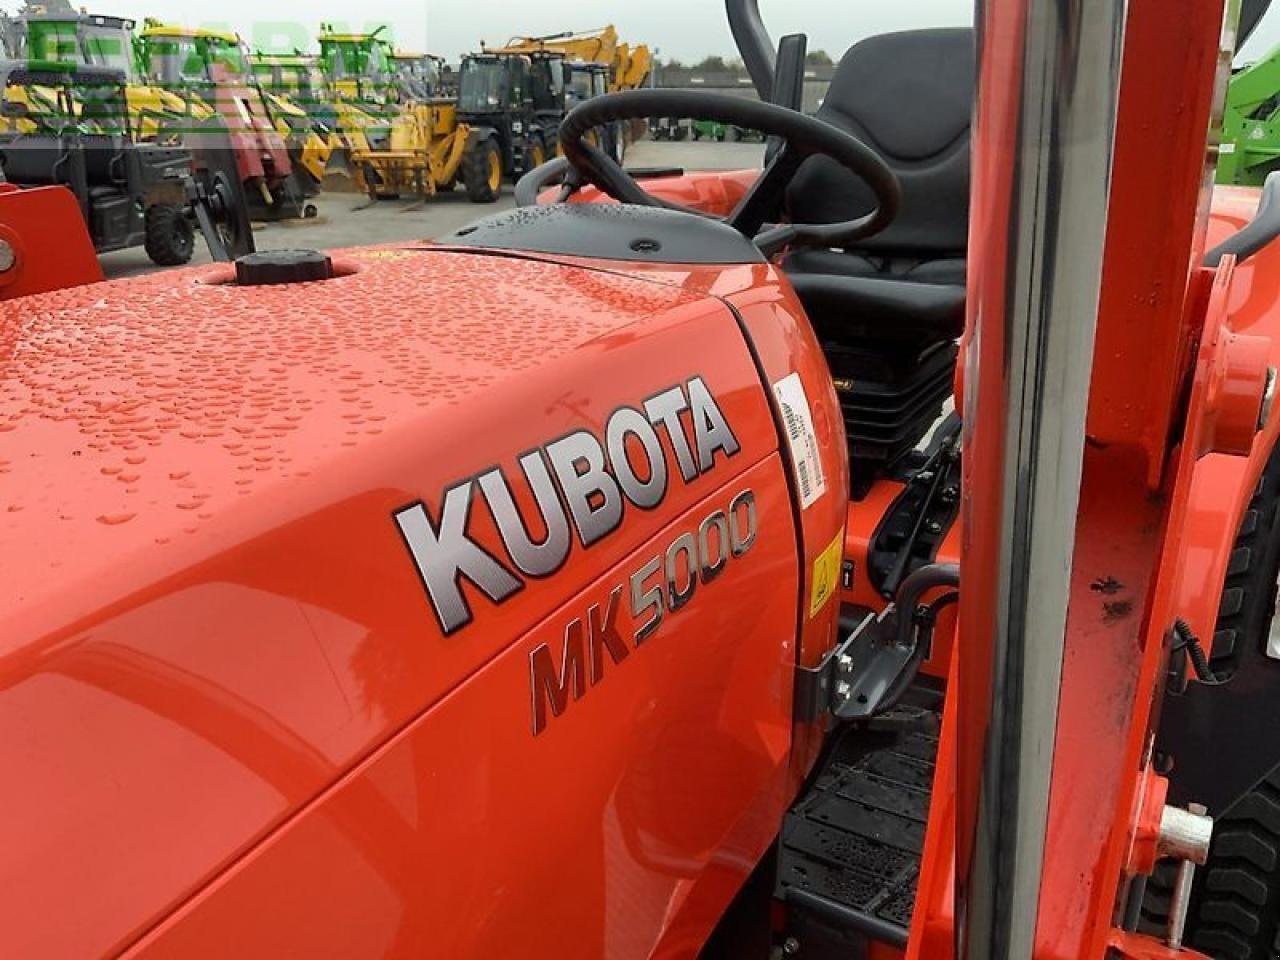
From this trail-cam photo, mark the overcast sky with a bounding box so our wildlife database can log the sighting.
[81,0,979,63]
[12,0,1280,65]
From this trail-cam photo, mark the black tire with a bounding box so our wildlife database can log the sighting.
[207,168,256,260]
[523,135,548,178]
[1141,447,1280,958]
[144,203,195,266]
[462,138,502,203]
[1191,773,1280,960]
[1143,772,1280,960]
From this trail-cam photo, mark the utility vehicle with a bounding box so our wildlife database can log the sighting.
[458,48,627,195]
[455,49,547,195]
[494,26,653,157]
[2,0,1279,958]
[0,60,201,264]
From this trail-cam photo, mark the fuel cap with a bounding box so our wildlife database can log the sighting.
[234,249,334,286]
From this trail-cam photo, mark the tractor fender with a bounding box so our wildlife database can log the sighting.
[1167,211,1280,644]
[1152,246,1280,818]
[1170,417,1280,645]
[0,251,814,956]
[0,184,101,299]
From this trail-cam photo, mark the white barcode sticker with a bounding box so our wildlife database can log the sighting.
[773,372,826,509]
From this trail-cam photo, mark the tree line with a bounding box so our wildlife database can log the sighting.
[658,50,832,71]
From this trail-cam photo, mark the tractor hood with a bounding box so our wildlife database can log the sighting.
[0,244,785,957]
[0,245,775,642]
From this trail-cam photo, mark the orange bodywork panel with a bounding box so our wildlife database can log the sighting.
[0,183,103,300]
[0,247,844,956]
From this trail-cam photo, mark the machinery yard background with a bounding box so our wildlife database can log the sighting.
[97,139,766,277]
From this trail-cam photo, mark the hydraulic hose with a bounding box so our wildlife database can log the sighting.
[876,562,960,714]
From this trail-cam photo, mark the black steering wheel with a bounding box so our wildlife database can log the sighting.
[515,88,901,255]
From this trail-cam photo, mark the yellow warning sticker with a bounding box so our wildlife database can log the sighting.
[809,532,844,618]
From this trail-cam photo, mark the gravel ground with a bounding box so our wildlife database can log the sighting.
[97,140,765,280]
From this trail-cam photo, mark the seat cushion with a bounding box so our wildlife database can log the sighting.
[787,270,965,342]
[786,248,967,286]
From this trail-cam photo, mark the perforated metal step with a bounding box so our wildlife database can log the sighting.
[777,707,940,947]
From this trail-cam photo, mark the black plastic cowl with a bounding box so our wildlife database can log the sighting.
[234,249,334,286]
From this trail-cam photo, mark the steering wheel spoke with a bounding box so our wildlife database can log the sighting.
[726,142,805,241]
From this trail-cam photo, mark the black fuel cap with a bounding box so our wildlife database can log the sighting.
[234,249,334,286]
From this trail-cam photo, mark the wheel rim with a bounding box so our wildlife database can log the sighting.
[487,151,501,191]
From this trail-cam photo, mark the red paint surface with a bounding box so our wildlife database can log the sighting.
[0,244,846,956]
[0,184,103,300]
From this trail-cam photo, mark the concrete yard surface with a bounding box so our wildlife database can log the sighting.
[98,140,766,280]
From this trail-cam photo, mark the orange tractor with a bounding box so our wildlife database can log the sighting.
[1,0,1278,958]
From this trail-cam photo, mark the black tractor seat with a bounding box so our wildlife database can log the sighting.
[782,27,974,346]
[785,247,967,342]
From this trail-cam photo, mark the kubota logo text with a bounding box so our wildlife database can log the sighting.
[394,376,740,634]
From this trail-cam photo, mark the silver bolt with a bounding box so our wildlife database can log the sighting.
[1166,802,1209,950]
[836,653,853,672]
[1158,801,1213,864]
[0,240,14,273]
[834,679,851,700]
[782,936,801,956]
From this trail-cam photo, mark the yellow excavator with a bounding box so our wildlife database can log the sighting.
[492,25,652,92]
[314,26,476,203]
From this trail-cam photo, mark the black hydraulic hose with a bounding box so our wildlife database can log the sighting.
[894,563,961,650]
[874,563,960,715]
[1173,617,1227,685]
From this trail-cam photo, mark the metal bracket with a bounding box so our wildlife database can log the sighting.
[794,610,874,723]
[796,563,959,724]
[184,175,230,263]
[794,608,917,722]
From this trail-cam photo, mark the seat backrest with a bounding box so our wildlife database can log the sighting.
[786,28,975,257]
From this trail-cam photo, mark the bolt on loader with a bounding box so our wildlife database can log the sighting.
[4,0,1280,958]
